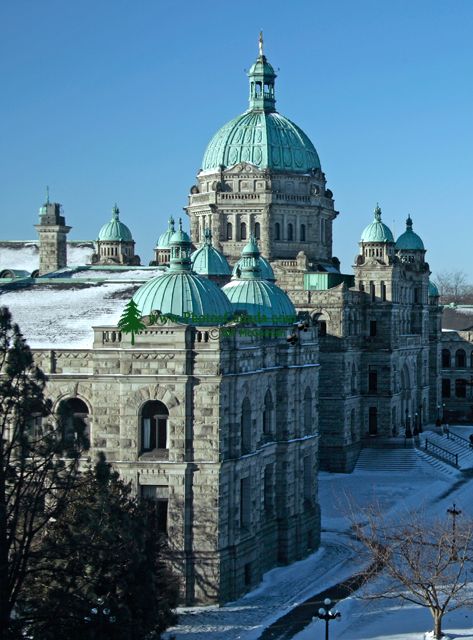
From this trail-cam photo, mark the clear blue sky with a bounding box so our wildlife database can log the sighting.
[1,0,472,279]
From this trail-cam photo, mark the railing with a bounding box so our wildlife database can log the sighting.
[424,439,458,467]
[445,429,472,450]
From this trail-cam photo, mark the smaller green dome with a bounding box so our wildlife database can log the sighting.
[98,205,133,242]
[222,237,295,324]
[133,222,233,324]
[360,205,394,243]
[429,280,440,297]
[395,216,425,251]
[156,216,175,249]
[232,236,275,281]
[191,229,231,276]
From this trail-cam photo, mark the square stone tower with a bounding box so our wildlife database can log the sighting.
[34,200,71,275]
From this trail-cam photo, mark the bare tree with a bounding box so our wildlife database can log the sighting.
[435,270,473,304]
[352,504,473,640]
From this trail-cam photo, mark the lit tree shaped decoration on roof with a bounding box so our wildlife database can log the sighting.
[117,299,145,345]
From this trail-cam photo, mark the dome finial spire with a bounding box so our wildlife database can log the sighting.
[258,30,264,57]
[406,214,413,229]
[374,203,382,222]
[112,203,119,220]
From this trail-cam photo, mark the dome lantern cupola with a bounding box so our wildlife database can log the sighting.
[358,204,395,265]
[248,31,277,113]
[154,216,176,266]
[169,218,192,272]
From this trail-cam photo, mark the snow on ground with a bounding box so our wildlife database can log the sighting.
[0,241,95,271]
[0,282,137,347]
[164,447,473,640]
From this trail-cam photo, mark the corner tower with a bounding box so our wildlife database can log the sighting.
[34,191,71,275]
[186,35,338,269]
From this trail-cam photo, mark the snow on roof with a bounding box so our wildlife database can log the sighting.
[0,241,95,272]
[68,267,162,281]
[0,281,139,348]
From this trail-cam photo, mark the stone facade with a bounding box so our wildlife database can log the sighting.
[32,320,320,604]
[186,164,337,267]
[440,329,473,423]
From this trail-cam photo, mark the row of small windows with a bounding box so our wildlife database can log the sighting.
[442,349,473,369]
[100,245,131,257]
[442,378,469,398]
[225,222,307,242]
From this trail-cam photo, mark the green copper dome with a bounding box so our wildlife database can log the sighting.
[222,236,295,324]
[133,219,233,324]
[232,236,275,281]
[156,216,175,249]
[395,215,425,251]
[360,205,394,243]
[429,280,440,298]
[201,38,320,174]
[98,205,133,242]
[191,229,231,276]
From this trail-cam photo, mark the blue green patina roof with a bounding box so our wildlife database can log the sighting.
[98,205,133,242]
[191,229,231,276]
[232,236,275,281]
[222,236,295,324]
[133,219,232,323]
[202,111,320,174]
[429,280,440,297]
[395,216,425,251]
[156,216,175,249]
[201,40,320,174]
[360,205,394,243]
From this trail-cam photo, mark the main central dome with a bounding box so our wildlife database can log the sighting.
[201,38,321,174]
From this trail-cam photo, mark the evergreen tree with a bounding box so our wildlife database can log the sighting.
[117,299,146,345]
[0,306,87,640]
[20,452,178,640]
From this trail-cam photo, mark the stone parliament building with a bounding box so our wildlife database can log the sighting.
[0,39,442,604]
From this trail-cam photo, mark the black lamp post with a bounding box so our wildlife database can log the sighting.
[418,404,423,433]
[405,408,412,438]
[315,598,341,640]
[414,412,419,436]
[447,503,462,561]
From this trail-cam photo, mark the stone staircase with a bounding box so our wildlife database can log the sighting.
[418,429,473,471]
[354,447,418,472]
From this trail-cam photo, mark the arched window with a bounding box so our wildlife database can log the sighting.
[58,397,90,450]
[141,400,169,453]
[319,320,327,337]
[240,222,247,241]
[455,379,467,398]
[287,223,293,241]
[304,387,312,434]
[262,390,273,436]
[275,222,280,240]
[226,222,233,240]
[241,397,252,454]
[300,224,306,241]
[455,349,466,368]
[27,399,48,441]
[254,222,261,240]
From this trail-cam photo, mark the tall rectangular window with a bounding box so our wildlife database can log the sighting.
[141,485,169,535]
[368,367,378,392]
[369,320,377,337]
[303,456,313,505]
[263,465,274,515]
[240,477,251,529]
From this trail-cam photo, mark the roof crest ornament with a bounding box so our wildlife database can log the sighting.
[374,203,382,222]
[406,214,413,229]
[112,204,120,220]
[259,31,264,57]
[46,185,50,205]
